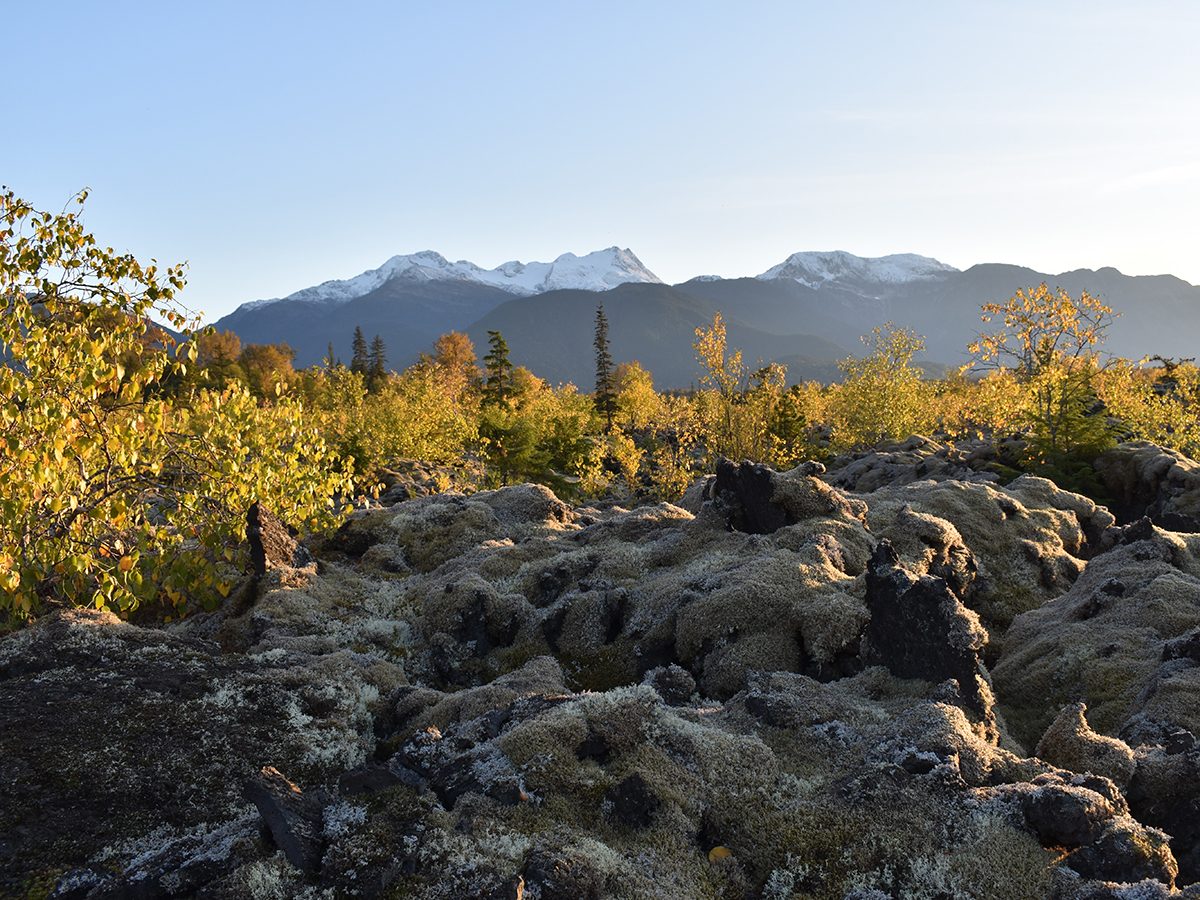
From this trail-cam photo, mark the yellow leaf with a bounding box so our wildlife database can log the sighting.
[708,846,733,862]
[118,556,134,573]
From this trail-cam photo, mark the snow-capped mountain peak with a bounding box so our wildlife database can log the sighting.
[535,247,662,293]
[758,251,959,289]
[241,247,661,311]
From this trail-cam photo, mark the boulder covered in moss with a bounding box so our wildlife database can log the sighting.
[1035,701,1137,789]
[825,434,1007,493]
[0,609,394,897]
[1095,441,1200,530]
[857,475,1120,666]
[994,526,1200,746]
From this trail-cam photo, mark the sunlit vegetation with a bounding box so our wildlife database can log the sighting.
[971,283,1117,460]
[827,324,934,451]
[7,188,1200,625]
[0,189,354,623]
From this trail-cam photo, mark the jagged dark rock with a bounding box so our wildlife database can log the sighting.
[641,664,696,705]
[861,540,993,722]
[1064,819,1178,885]
[1128,748,1200,883]
[1020,782,1117,847]
[713,458,787,533]
[247,501,313,577]
[338,764,408,796]
[712,457,857,534]
[243,766,326,873]
[524,844,606,899]
[1164,628,1200,664]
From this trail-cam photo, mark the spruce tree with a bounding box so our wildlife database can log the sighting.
[482,330,513,407]
[593,303,616,430]
[324,342,339,372]
[368,334,388,392]
[350,326,369,375]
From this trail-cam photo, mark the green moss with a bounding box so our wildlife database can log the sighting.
[559,644,640,693]
[19,871,59,900]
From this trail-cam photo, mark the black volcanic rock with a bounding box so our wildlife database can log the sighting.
[713,459,788,533]
[861,540,993,721]
[712,457,860,534]
[602,773,660,830]
[243,766,327,873]
[247,501,312,577]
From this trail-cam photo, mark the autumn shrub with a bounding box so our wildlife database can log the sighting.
[828,324,934,450]
[970,283,1117,464]
[613,360,663,430]
[0,189,354,621]
[760,380,829,468]
[477,372,600,493]
[692,312,747,460]
[691,315,795,465]
[1099,360,1200,456]
[609,430,644,496]
[933,368,1030,440]
[161,387,355,607]
[627,393,704,500]
[305,360,481,484]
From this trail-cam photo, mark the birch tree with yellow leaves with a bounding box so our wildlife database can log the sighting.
[0,189,354,622]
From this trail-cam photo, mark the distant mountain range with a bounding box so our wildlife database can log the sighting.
[214,248,1200,388]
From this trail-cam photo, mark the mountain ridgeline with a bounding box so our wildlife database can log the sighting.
[214,248,1200,387]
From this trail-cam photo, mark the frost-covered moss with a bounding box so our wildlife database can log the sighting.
[4,474,1196,897]
[995,533,1200,747]
[865,477,1099,641]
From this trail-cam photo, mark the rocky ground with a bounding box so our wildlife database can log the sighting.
[3,441,1200,899]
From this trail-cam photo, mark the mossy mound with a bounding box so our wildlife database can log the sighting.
[3,460,1200,898]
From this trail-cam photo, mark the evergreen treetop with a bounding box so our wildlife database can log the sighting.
[594,303,616,430]
[483,330,513,407]
[368,333,388,391]
[350,326,369,375]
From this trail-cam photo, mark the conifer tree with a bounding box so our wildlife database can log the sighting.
[324,342,339,372]
[593,303,616,430]
[483,330,513,406]
[368,334,388,392]
[350,326,369,375]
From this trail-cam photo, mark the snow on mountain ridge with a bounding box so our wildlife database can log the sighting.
[241,247,661,311]
[758,251,959,289]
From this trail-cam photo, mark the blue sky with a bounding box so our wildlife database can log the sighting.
[7,1,1199,321]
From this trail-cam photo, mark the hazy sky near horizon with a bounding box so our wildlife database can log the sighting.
[7,1,1200,321]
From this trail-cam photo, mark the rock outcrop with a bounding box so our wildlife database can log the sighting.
[247,501,314,577]
[861,540,994,727]
[825,434,1024,493]
[1035,701,1138,789]
[2,454,1200,898]
[1094,442,1200,531]
[995,519,1200,883]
